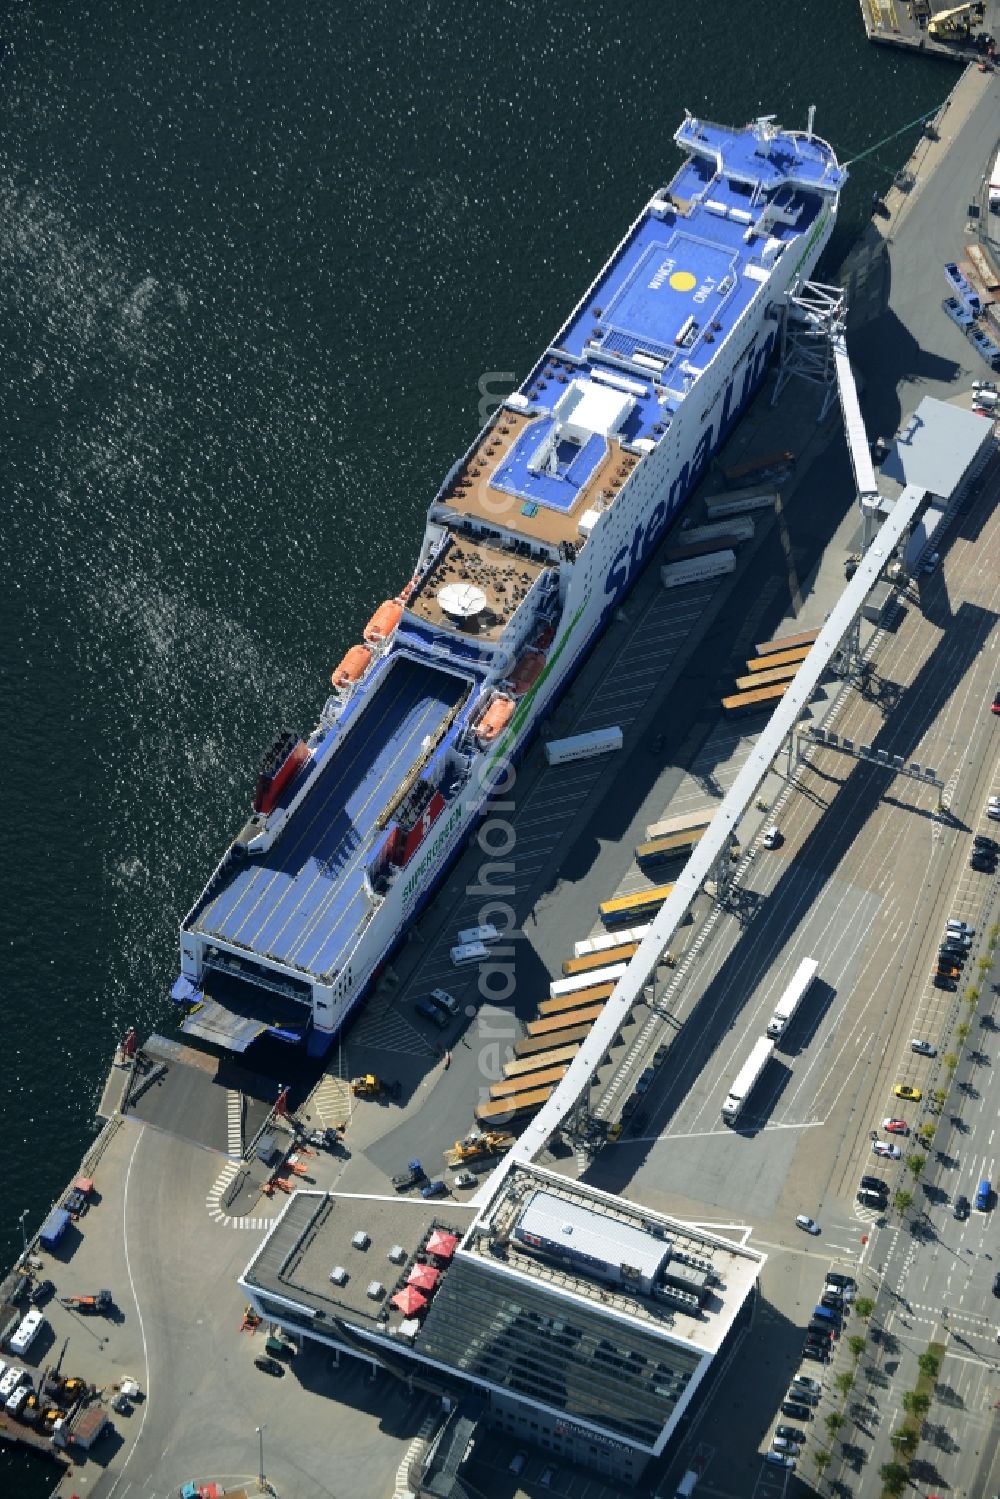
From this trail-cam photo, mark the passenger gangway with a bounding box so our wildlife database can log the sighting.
[476,474,933,1195]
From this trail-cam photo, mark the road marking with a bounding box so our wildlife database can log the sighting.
[104,1128,151,1499]
[226,1090,242,1158]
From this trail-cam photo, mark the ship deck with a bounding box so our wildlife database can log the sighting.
[191,656,467,982]
[438,135,832,551]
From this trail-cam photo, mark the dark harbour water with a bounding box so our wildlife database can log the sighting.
[0,1,949,1489]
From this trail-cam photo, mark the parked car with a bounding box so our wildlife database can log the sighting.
[775,1424,806,1443]
[933,975,957,990]
[894,1084,921,1101]
[953,1194,970,1220]
[873,1140,901,1159]
[29,1280,54,1308]
[970,854,997,872]
[790,1374,822,1396]
[765,1448,795,1468]
[635,1066,656,1096]
[508,1452,527,1475]
[801,1343,828,1363]
[253,1355,284,1377]
[882,1118,909,1135]
[781,1400,813,1420]
[761,825,782,848]
[420,1179,448,1201]
[946,919,975,935]
[910,1039,937,1057]
[540,1465,556,1488]
[452,1169,478,1190]
[974,835,999,851]
[795,1214,821,1235]
[825,1273,856,1299]
[821,1290,847,1311]
[860,1175,888,1195]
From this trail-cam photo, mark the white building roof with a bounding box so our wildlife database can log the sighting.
[554,378,633,437]
[517,1189,671,1283]
[880,396,992,498]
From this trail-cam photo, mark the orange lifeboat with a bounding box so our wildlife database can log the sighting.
[534,623,556,651]
[476,697,515,743]
[331,645,372,689]
[364,599,403,644]
[507,651,545,695]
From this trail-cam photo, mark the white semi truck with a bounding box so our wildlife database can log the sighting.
[721,1036,774,1124]
[766,957,819,1040]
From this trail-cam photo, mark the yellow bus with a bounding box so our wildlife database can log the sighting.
[513,1023,593,1057]
[745,645,811,674]
[562,942,639,976]
[635,828,705,866]
[598,884,673,927]
[754,628,819,657]
[489,1064,569,1099]
[538,982,616,1017]
[721,682,788,717]
[503,1043,582,1079]
[475,1086,553,1125]
[525,1003,606,1037]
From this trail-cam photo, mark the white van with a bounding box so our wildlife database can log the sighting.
[449,941,490,967]
[675,1472,699,1499]
[0,1367,26,1400]
[428,988,460,1017]
[455,923,498,947]
[9,1309,43,1358]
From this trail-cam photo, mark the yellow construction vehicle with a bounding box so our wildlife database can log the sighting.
[928,1,984,38]
[351,1074,401,1100]
[443,1130,515,1167]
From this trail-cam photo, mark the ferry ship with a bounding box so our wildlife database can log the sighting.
[173,112,846,1056]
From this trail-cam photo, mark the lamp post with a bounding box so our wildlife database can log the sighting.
[256,1424,265,1493]
[17,1209,29,1260]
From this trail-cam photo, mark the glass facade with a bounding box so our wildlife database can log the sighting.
[417,1257,701,1449]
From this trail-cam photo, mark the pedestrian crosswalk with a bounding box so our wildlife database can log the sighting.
[312,1073,351,1125]
[227,1090,242,1159]
[205,1160,273,1232]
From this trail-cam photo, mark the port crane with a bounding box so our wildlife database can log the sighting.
[928,2,985,38]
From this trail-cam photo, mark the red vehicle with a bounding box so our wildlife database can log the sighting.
[881,1117,909,1135]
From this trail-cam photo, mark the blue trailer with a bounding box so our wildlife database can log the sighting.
[38,1207,71,1250]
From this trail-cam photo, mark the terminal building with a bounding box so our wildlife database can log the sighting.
[239,1161,763,1483]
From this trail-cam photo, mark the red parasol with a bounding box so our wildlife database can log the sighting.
[391,1285,428,1315]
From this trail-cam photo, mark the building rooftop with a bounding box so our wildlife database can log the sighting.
[240,1190,478,1334]
[879,395,993,500]
[459,1163,763,1356]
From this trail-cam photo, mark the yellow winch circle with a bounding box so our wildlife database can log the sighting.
[669,270,697,293]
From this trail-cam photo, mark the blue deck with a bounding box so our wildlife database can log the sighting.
[194,657,467,981]
[490,424,607,512]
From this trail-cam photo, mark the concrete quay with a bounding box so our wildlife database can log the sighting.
[2,54,1000,1499]
[857,0,1000,60]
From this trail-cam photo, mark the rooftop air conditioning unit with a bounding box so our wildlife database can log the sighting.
[352,1230,370,1251]
[329,1266,348,1286]
[366,1281,386,1301]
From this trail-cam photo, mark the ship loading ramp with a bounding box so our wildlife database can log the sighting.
[178,655,469,1051]
[479,474,937,1192]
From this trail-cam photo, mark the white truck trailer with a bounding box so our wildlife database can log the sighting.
[721,1036,774,1124]
[660,550,736,589]
[544,726,623,766]
[766,957,819,1040]
[679,516,755,547]
[704,488,777,520]
[990,146,1000,212]
[549,964,627,998]
[572,924,651,957]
